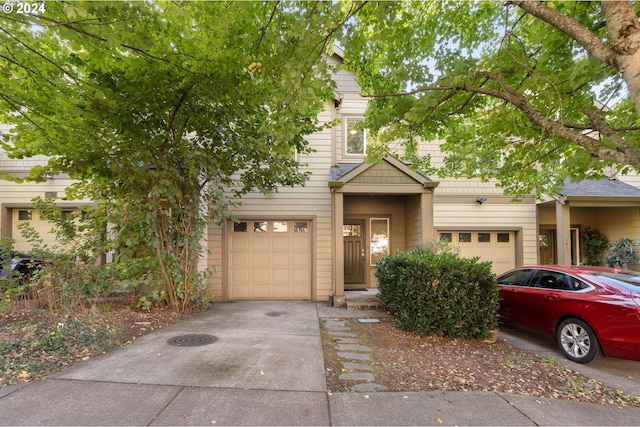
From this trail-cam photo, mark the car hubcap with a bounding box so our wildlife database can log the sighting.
[560,323,590,359]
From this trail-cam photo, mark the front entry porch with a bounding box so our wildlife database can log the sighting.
[329,157,438,306]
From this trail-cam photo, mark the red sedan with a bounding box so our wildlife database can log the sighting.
[497,265,640,364]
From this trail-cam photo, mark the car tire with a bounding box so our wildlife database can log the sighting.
[556,318,605,364]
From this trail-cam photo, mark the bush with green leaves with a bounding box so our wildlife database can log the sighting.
[581,226,609,266]
[375,246,499,339]
[607,238,640,270]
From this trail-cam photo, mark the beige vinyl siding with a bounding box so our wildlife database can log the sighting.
[539,205,640,243]
[594,207,640,241]
[404,195,422,249]
[206,224,224,300]
[392,138,511,196]
[208,102,336,301]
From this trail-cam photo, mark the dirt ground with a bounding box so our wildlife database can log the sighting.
[320,317,640,407]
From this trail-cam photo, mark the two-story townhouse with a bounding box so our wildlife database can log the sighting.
[204,48,540,305]
[4,50,640,306]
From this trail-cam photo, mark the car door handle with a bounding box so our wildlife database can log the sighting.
[545,294,558,300]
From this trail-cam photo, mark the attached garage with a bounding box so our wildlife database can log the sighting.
[11,208,76,252]
[438,230,516,275]
[229,219,312,300]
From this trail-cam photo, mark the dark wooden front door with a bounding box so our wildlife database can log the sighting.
[539,229,556,264]
[344,219,365,284]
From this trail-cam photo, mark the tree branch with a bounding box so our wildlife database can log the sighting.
[367,70,640,166]
[509,0,618,67]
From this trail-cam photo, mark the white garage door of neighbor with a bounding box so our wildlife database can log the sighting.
[439,231,516,275]
[229,219,312,300]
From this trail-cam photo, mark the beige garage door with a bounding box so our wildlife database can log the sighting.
[229,219,312,300]
[439,231,516,275]
[12,208,74,252]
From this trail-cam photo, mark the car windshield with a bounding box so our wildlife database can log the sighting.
[582,272,640,292]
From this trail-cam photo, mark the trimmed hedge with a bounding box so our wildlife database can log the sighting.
[375,248,499,339]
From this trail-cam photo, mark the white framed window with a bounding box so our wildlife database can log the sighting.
[345,118,366,156]
[370,218,389,266]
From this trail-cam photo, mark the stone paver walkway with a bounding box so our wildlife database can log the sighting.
[322,319,388,392]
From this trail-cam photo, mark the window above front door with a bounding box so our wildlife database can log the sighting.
[345,118,366,156]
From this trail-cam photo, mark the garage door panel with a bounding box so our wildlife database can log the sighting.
[292,254,310,266]
[272,236,290,249]
[229,219,311,300]
[231,252,251,267]
[440,230,515,274]
[230,269,250,282]
[252,285,271,298]
[292,269,309,281]
[272,252,290,266]
[273,286,292,298]
[252,251,270,266]
[232,235,250,250]
[251,268,270,281]
[252,236,269,250]
[272,269,291,282]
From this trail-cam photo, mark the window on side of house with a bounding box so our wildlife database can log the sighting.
[345,118,366,156]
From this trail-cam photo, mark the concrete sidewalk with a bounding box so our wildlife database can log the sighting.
[0,301,638,426]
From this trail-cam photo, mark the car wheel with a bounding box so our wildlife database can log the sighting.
[556,318,605,364]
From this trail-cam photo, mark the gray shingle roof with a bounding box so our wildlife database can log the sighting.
[561,178,640,198]
[330,163,361,181]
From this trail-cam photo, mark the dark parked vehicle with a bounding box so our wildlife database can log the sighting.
[497,265,640,364]
[0,249,46,285]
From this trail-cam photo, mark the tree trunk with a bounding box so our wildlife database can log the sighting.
[602,1,640,116]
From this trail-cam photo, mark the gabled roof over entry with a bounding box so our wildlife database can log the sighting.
[329,157,438,194]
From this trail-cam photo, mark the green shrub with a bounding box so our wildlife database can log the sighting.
[375,247,499,339]
[607,238,640,270]
[581,226,609,266]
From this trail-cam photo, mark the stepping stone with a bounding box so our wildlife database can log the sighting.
[335,338,360,344]
[358,318,379,323]
[336,344,373,352]
[324,320,346,328]
[342,362,373,371]
[337,352,370,360]
[339,372,375,381]
[327,331,357,337]
[324,326,351,332]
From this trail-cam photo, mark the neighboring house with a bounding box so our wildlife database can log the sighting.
[0,124,86,252]
[3,50,640,305]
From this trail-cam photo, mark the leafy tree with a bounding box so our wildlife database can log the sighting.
[0,1,364,312]
[342,1,640,198]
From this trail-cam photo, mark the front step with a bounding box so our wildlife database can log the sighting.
[345,290,383,311]
[346,300,384,311]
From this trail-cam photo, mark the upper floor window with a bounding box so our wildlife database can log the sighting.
[345,118,366,156]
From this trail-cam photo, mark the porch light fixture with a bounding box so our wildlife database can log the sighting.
[476,197,487,205]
